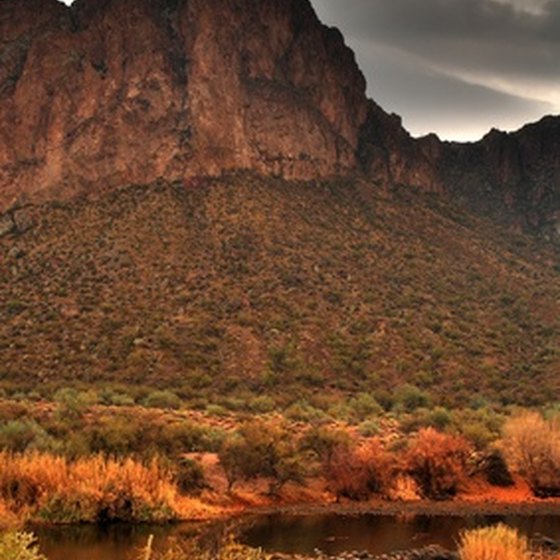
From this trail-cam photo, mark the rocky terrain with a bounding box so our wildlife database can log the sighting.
[1,0,559,240]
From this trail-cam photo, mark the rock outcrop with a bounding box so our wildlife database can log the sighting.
[1,0,559,239]
[441,117,560,240]
[0,0,367,210]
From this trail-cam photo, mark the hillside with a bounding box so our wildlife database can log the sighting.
[1,174,558,409]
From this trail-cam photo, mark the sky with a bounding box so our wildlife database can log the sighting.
[58,0,559,142]
[310,0,560,141]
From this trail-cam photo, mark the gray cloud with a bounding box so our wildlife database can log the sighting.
[311,0,560,140]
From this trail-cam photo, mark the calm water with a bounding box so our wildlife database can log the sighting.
[241,514,560,556]
[34,514,560,560]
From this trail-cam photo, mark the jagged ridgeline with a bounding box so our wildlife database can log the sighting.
[1,175,559,407]
[1,0,560,238]
[0,0,559,407]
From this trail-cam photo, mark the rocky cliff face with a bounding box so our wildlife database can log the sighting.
[441,117,560,241]
[1,0,559,240]
[0,0,367,210]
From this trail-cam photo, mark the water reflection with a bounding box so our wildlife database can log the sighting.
[33,514,560,560]
[241,514,560,556]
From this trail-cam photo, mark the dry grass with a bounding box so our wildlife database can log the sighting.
[138,534,269,560]
[502,413,560,497]
[458,524,529,560]
[0,451,179,523]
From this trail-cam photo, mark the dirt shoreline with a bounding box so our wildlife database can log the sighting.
[240,498,560,519]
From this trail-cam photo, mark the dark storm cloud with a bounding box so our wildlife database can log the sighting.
[310,0,560,140]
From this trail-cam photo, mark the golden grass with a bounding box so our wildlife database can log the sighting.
[0,451,179,523]
[0,500,19,530]
[502,413,560,496]
[458,524,529,560]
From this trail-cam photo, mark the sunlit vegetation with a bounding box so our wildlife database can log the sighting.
[0,531,46,560]
[405,428,471,499]
[0,452,178,523]
[458,524,529,560]
[0,406,557,526]
[502,413,560,497]
[137,534,270,560]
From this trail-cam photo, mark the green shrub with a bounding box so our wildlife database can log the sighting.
[358,419,380,437]
[53,388,90,420]
[160,422,224,455]
[174,458,207,495]
[347,393,383,422]
[219,420,306,493]
[0,421,41,452]
[393,384,431,413]
[299,426,351,462]
[428,407,452,430]
[142,390,182,410]
[283,400,327,423]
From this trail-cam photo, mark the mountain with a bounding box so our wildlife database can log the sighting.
[1,0,559,408]
[0,0,367,207]
[1,0,559,242]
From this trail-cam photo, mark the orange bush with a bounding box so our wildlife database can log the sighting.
[405,428,471,499]
[324,439,397,500]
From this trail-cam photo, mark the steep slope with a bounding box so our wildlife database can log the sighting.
[1,175,559,407]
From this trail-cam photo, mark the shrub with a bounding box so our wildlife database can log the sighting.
[141,534,269,560]
[283,400,327,423]
[428,407,452,430]
[324,439,396,500]
[160,422,225,455]
[53,388,91,420]
[347,393,383,422]
[393,384,431,413]
[0,531,47,560]
[457,524,529,560]
[405,428,471,499]
[0,421,47,453]
[358,419,380,437]
[501,413,560,497]
[299,426,350,462]
[142,390,182,410]
[218,420,305,493]
[478,449,514,487]
[174,458,207,495]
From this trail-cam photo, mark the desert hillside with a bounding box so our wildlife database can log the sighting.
[2,174,558,408]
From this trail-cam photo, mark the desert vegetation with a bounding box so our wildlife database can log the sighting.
[501,413,560,497]
[1,176,559,411]
[457,524,529,560]
[0,452,179,524]
[0,392,558,527]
